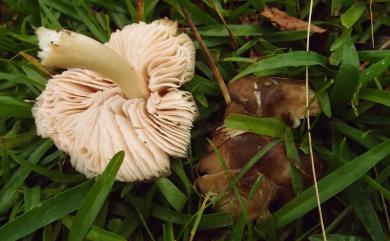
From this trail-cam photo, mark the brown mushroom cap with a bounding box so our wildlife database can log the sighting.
[226,76,320,127]
[33,19,198,182]
[196,76,322,219]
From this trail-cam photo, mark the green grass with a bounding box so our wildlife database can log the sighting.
[1,0,390,240]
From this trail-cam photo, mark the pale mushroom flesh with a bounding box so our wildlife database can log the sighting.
[33,19,198,182]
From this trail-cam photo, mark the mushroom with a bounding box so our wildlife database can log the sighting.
[196,76,321,219]
[226,76,320,128]
[32,19,198,182]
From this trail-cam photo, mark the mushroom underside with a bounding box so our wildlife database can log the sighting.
[33,19,198,182]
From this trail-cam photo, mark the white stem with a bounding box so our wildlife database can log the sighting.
[36,27,148,99]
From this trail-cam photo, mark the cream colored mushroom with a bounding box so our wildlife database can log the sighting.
[32,19,198,182]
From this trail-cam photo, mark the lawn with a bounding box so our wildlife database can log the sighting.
[0,1,389,241]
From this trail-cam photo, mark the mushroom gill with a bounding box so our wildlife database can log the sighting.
[33,19,198,182]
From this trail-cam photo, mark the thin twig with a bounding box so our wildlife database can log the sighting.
[374,167,390,232]
[211,0,238,49]
[189,192,210,241]
[18,51,53,75]
[379,39,390,50]
[382,193,390,232]
[129,196,157,241]
[360,38,390,70]
[136,0,143,23]
[182,8,231,105]
[369,0,375,49]
[305,1,327,241]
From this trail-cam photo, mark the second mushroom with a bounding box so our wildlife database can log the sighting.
[197,76,322,220]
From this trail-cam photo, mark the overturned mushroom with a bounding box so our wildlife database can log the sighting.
[197,76,321,219]
[33,19,197,182]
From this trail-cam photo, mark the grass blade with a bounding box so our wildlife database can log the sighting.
[358,50,390,62]
[70,0,108,42]
[272,139,390,228]
[0,96,33,118]
[150,204,233,230]
[310,77,333,117]
[171,160,192,195]
[62,215,126,241]
[359,55,390,86]
[329,119,382,149]
[341,2,366,29]
[345,183,387,241]
[189,192,209,241]
[67,151,124,241]
[224,114,287,138]
[227,214,246,241]
[234,139,283,184]
[248,174,264,200]
[0,181,93,241]
[0,139,53,214]
[285,128,303,194]
[23,186,41,212]
[156,177,188,212]
[198,24,264,37]
[9,151,84,183]
[359,88,390,107]
[163,222,175,241]
[330,38,360,111]
[38,0,62,29]
[180,0,219,25]
[309,234,366,241]
[232,51,327,81]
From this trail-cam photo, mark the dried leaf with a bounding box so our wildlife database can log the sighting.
[261,6,326,33]
[19,51,53,76]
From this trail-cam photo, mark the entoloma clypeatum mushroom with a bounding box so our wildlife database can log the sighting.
[33,19,198,182]
[197,76,322,219]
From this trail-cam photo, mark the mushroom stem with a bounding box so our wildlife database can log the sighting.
[36,27,148,99]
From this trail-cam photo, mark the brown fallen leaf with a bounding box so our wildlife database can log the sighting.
[261,6,326,33]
